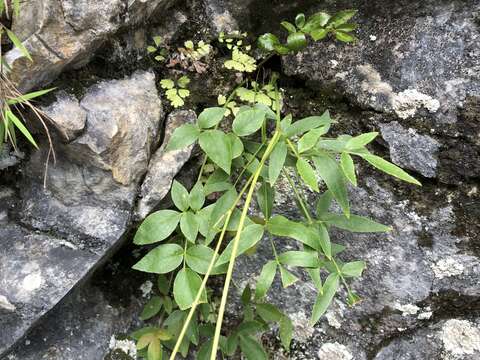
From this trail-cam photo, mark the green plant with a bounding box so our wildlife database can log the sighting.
[219,31,256,73]
[160,76,191,108]
[147,36,168,62]
[1,1,54,153]
[258,9,358,55]
[132,10,421,360]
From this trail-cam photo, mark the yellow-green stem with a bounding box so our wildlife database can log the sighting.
[168,210,233,360]
[169,170,258,360]
[210,130,281,360]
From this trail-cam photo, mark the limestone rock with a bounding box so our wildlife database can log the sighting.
[379,121,441,178]
[0,70,164,357]
[283,0,480,125]
[4,0,172,92]
[136,109,195,219]
[3,247,149,360]
[0,223,97,356]
[69,70,163,186]
[42,92,86,142]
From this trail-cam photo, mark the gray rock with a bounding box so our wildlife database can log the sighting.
[0,70,164,356]
[0,222,97,357]
[233,172,480,358]
[4,0,172,92]
[42,92,86,142]
[20,70,162,242]
[379,121,441,178]
[283,0,480,125]
[136,109,195,219]
[375,318,480,360]
[0,146,23,170]
[69,70,163,186]
[3,247,150,360]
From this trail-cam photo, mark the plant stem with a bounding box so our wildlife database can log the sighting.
[197,80,247,183]
[169,209,233,360]
[210,130,281,360]
[283,169,312,223]
[169,164,260,360]
[286,169,353,295]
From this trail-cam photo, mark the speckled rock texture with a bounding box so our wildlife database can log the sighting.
[4,0,173,92]
[136,109,196,219]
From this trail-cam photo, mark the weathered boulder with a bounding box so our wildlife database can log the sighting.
[136,109,196,219]
[0,70,166,357]
[379,121,440,178]
[42,91,86,142]
[233,172,480,358]
[3,246,150,360]
[282,0,480,184]
[4,0,172,92]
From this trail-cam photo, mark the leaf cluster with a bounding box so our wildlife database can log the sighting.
[160,76,191,108]
[147,36,168,62]
[258,10,358,55]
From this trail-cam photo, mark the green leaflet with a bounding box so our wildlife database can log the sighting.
[286,32,307,51]
[199,130,232,174]
[256,181,274,219]
[189,182,205,211]
[147,340,162,360]
[197,107,225,129]
[340,152,357,186]
[357,153,421,186]
[180,211,199,243]
[233,107,266,136]
[322,213,391,232]
[216,224,264,266]
[239,335,267,360]
[313,154,350,217]
[341,260,366,277]
[185,245,227,275]
[256,303,283,322]
[298,127,328,153]
[254,260,277,300]
[279,265,298,287]
[173,268,207,310]
[278,251,319,268]
[266,215,322,251]
[140,296,163,320]
[227,132,244,158]
[296,158,319,192]
[171,180,190,211]
[134,210,181,245]
[279,316,293,350]
[316,190,333,216]
[285,111,332,137]
[268,141,287,185]
[316,223,332,259]
[310,272,339,325]
[133,244,183,274]
[345,132,378,150]
[165,124,200,151]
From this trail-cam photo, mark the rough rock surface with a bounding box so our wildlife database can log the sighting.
[282,0,480,184]
[379,121,440,178]
[1,0,479,359]
[136,109,196,219]
[0,70,164,357]
[3,247,150,360]
[42,91,86,142]
[4,0,173,92]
